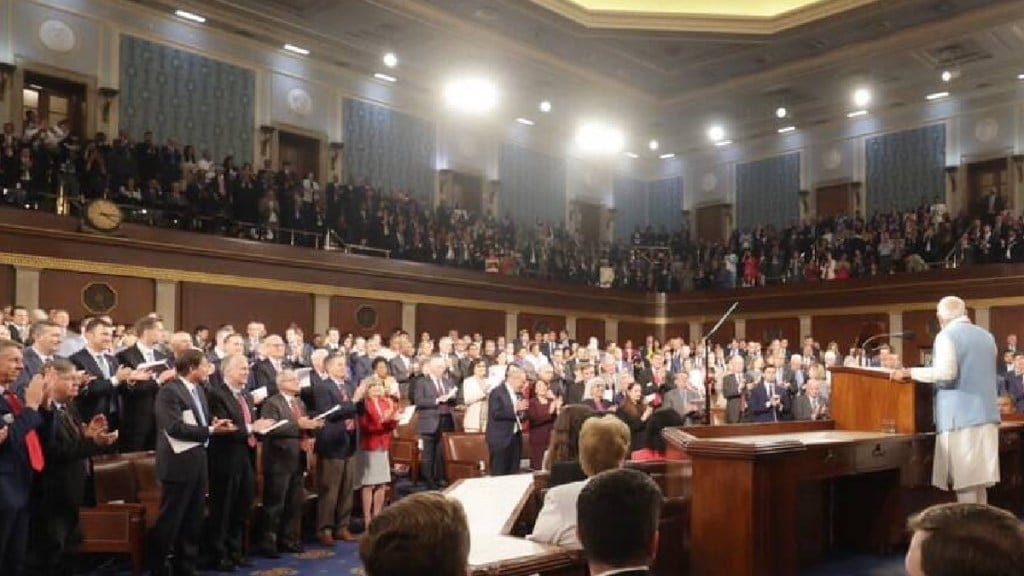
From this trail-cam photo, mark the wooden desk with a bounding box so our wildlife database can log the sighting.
[445,475,584,576]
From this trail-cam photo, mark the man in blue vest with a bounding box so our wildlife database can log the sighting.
[893,296,1000,504]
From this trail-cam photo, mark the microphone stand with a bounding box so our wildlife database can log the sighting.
[701,302,739,425]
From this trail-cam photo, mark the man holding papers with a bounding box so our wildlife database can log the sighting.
[413,357,458,490]
[149,350,237,576]
[116,316,176,451]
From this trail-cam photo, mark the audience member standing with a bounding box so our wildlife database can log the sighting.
[413,357,456,489]
[116,316,175,451]
[358,376,400,526]
[486,365,529,475]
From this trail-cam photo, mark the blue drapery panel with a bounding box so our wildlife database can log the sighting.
[648,176,684,232]
[119,35,255,163]
[498,143,566,225]
[736,153,800,231]
[343,98,436,204]
[613,175,648,242]
[866,124,945,214]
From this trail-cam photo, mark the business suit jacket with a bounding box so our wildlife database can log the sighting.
[259,393,305,477]
[206,382,257,474]
[389,355,412,384]
[748,381,791,423]
[793,395,829,421]
[0,389,43,511]
[6,323,28,344]
[153,379,211,483]
[117,344,170,451]
[722,373,744,423]
[34,404,102,508]
[660,388,701,423]
[528,479,587,549]
[412,374,456,435]
[349,354,372,390]
[249,358,282,397]
[311,377,360,459]
[485,385,520,451]
[12,347,48,395]
[69,348,118,423]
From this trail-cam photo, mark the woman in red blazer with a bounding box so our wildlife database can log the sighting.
[359,376,399,525]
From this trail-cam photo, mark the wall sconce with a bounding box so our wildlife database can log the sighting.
[98,87,119,123]
[329,141,344,165]
[259,125,276,157]
[0,63,16,102]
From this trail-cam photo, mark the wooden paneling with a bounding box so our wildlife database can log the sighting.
[745,317,799,345]
[700,320,734,343]
[618,322,654,347]
[516,313,565,336]
[695,204,729,243]
[575,318,605,344]
[38,270,155,324]
[416,304,504,340]
[179,283,313,336]
[815,183,855,219]
[330,296,402,337]
[902,308,975,366]
[990,305,1024,353]
[811,313,888,353]
[665,323,690,341]
[0,265,13,309]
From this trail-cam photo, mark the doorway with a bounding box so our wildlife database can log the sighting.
[966,158,1009,219]
[578,202,602,245]
[22,71,87,140]
[815,182,855,219]
[696,204,730,243]
[278,130,322,181]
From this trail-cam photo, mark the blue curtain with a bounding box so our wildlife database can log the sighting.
[498,143,566,225]
[648,176,684,232]
[866,124,945,214]
[736,153,800,231]
[119,36,255,163]
[613,175,647,242]
[343,98,437,204]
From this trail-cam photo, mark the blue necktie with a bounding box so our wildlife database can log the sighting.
[190,387,207,427]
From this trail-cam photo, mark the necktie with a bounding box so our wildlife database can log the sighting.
[189,387,207,427]
[144,349,154,364]
[337,382,355,432]
[236,392,255,448]
[96,355,111,379]
[290,397,312,451]
[3,390,44,471]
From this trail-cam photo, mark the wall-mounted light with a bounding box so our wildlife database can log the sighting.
[259,125,277,157]
[0,63,17,102]
[98,87,119,123]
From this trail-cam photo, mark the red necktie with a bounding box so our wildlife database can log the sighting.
[4,390,44,471]
[236,393,255,448]
[290,398,312,451]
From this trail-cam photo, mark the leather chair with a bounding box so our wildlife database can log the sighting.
[80,453,151,576]
[390,410,421,484]
[443,432,490,482]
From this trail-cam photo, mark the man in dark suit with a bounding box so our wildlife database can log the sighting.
[748,366,791,423]
[116,316,175,452]
[389,337,414,398]
[5,306,30,344]
[70,318,137,426]
[248,334,287,397]
[258,370,323,557]
[793,379,829,421]
[577,468,662,576]
[13,320,63,394]
[206,354,273,571]
[486,365,528,476]
[149,349,235,576]
[721,356,746,424]
[0,340,46,576]
[312,354,363,545]
[24,358,117,576]
[208,332,245,390]
[412,357,457,489]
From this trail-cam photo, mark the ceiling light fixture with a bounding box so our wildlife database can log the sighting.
[382,52,398,68]
[27,84,43,91]
[174,9,206,23]
[373,73,397,83]
[574,121,625,155]
[852,88,872,108]
[648,139,659,151]
[443,77,498,115]
[941,70,953,82]
[515,117,534,126]
[659,153,675,159]
[283,44,310,56]
[624,152,639,159]
[714,140,732,147]
[926,91,949,101]
[775,107,788,119]
[1018,73,1024,80]
[539,100,552,113]
[847,110,868,118]
[777,126,796,134]
[707,125,725,142]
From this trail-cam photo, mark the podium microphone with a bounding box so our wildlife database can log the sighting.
[862,331,916,349]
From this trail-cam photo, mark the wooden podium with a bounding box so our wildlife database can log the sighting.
[829,366,934,434]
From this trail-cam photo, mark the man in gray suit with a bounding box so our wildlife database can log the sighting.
[721,356,746,424]
[660,372,703,426]
[793,379,829,421]
[413,357,457,489]
[12,321,62,394]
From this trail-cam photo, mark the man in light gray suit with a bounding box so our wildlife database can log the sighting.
[660,372,702,426]
[721,356,746,424]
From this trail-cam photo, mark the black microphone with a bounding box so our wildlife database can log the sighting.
[861,331,916,351]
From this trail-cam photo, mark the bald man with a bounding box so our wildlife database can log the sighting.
[893,296,1000,504]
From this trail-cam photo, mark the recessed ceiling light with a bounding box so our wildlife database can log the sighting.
[775,107,788,119]
[539,100,552,113]
[515,117,534,126]
[648,139,659,151]
[707,125,725,142]
[574,121,625,155]
[1018,73,1024,80]
[926,91,949,101]
[659,153,675,159]
[847,110,868,118]
[382,52,398,68]
[941,70,953,82]
[624,152,639,159]
[777,126,796,134]
[714,140,732,147]
[175,9,206,23]
[283,44,310,55]
[852,88,871,107]
[373,73,397,83]
[443,77,498,115]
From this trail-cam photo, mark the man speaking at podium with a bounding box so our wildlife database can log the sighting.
[892,296,1000,505]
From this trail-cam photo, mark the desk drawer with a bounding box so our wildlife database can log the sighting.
[797,446,854,479]
[854,441,908,473]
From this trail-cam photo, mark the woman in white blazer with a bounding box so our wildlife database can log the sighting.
[461,359,496,433]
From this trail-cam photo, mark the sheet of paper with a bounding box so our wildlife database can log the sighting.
[398,405,416,425]
[251,386,268,403]
[182,410,196,426]
[163,430,201,454]
[138,360,170,372]
[644,393,657,403]
[603,389,614,402]
[256,419,289,434]
[314,405,340,421]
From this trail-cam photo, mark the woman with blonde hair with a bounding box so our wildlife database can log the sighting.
[359,370,400,526]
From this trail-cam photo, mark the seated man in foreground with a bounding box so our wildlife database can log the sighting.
[905,502,1024,576]
[358,492,470,576]
[576,468,662,576]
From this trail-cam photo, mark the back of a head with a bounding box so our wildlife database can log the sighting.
[359,492,470,576]
[545,404,596,469]
[907,502,1024,576]
[578,415,630,476]
[577,468,662,569]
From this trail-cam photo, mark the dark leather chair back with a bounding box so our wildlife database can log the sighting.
[92,458,139,504]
